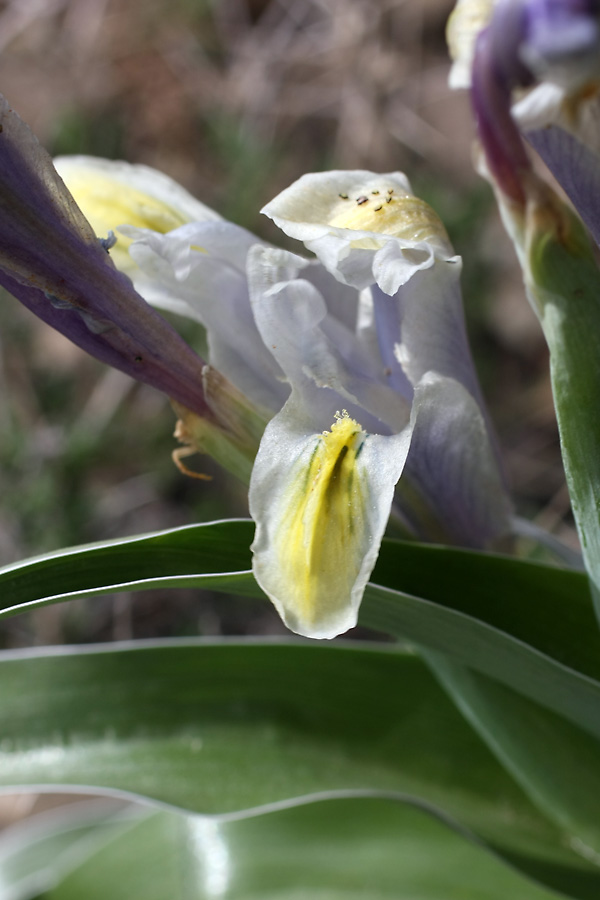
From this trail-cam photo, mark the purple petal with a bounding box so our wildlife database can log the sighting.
[0,95,210,417]
[397,374,512,549]
[0,270,210,416]
[471,27,532,203]
[526,125,600,245]
[522,0,600,87]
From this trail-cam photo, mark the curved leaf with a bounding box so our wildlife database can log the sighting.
[0,640,595,896]
[0,520,261,615]
[361,582,600,743]
[0,800,130,900]
[426,652,600,859]
[0,520,599,741]
[21,797,589,900]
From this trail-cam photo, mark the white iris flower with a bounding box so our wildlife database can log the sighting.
[55,158,511,639]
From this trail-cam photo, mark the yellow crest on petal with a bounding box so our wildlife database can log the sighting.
[64,170,189,238]
[62,169,192,273]
[328,186,450,251]
[274,412,368,632]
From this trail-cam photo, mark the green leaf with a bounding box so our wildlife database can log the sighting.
[427,652,600,859]
[372,538,600,681]
[1,520,599,741]
[0,641,595,896]
[33,797,586,900]
[361,581,600,744]
[0,520,261,614]
[527,205,600,624]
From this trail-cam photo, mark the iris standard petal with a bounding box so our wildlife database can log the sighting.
[123,222,289,414]
[247,244,410,433]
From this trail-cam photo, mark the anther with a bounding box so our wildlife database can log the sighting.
[356,196,368,205]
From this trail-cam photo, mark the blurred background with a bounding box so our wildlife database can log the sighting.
[0,0,574,654]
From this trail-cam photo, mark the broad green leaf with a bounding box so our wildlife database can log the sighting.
[1,520,599,741]
[372,539,600,682]
[34,797,585,900]
[2,519,597,680]
[0,641,596,896]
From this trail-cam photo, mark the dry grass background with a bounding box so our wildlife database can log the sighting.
[0,0,574,653]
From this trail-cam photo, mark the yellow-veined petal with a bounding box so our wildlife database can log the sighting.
[250,400,412,639]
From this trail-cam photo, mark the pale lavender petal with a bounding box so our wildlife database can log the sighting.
[392,258,483,402]
[398,373,512,548]
[526,125,600,245]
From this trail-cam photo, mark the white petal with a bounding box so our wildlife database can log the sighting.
[261,170,453,291]
[250,400,412,639]
[125,223,289,413]
[54,155,220,277]
[372,239,436,295]
[392,256,484,403]
[54,155,220,227]
[446,0,496,90]
[247,244,410,432]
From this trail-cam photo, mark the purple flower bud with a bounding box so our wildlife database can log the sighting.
[471,0,600,200]
[521,0,600,88]
[471,18,532,202]
[0,95,211,418]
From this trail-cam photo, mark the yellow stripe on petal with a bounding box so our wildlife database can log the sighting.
[274,412,368,633]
